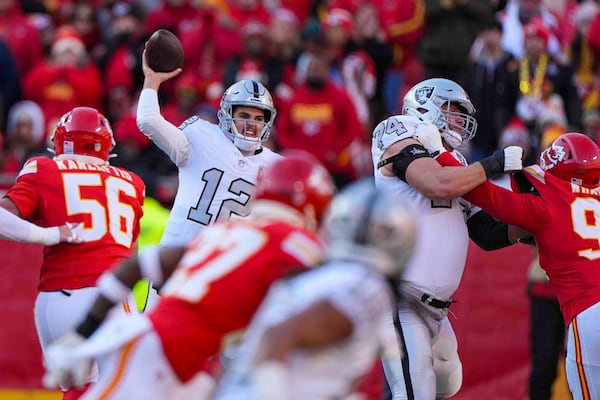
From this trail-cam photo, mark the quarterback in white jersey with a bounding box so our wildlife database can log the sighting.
[371,78,524,399]
[137,52,281,246]
[212,179,416,400]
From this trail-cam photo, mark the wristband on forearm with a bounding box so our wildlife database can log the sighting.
[28,226,60,246]
[75,313,103,339]
[478,150,504,179]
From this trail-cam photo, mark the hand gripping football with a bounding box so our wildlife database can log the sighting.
[145,29,184,72]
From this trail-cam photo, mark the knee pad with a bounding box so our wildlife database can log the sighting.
[433,326,461,398]
[434,356,462,398]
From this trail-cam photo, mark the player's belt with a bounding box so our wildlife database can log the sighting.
[421,294,454,309]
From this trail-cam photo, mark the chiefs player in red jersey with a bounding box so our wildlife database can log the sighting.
[417,129,600,399]
[0,107,146,399]
[42,152,336,400]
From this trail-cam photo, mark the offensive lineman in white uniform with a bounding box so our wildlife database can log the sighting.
[137,51,282,247]
[212,179,417,400]
[372,78,526,399]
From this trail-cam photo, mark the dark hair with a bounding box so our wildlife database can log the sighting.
[481,17,503,33]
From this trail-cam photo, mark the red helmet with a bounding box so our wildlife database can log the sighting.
[52,107,115,161]
[539,132,600,189]
[255,150,336,229]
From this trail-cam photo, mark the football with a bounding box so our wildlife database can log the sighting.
[145,29,184,73]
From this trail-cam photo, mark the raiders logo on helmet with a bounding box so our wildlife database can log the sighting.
[415,86,434,105]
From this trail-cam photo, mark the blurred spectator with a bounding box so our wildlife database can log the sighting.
[68,1,102,54]
[267,8,302,99]
[177,4,217,92]
[162,73,203,126]
[211,0,272,69]
[274,0,313,24]
[22,26,103,138]
[0,0,44,77]
[111,107,176,182]
[418,0,495,81]
[460,18,519,161]
[583,108,600,143]
[222,22,277,90]
[499,0,563,62]
[513,17,581,144]
[527,252,566,400]
[106,85,135,124]
[27,10,56,56]
[498,116,534,164]
[350,2,393,124]
[368,0,425,114]
[1,100,46,174]
[322,8,378,130]
[143,0,198,35]
[569,0,600,112]
[0,38,20,129]
[276,53,368,188]
[95,1,146,103]
[587,2,600,75]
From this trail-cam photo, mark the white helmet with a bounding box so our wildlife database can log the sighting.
[402,78,477,149]
[320,178,416,281]
[217,80,277,152]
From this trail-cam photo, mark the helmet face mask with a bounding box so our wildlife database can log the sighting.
[320,178,416,280]
[403,78,478,149]
[539,132,600,189]
[51,107,115,161]
[217,80,277,152]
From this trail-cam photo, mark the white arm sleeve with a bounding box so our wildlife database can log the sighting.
[0,207,60,245]
[136,88,191,167]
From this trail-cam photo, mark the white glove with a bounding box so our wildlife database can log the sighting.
[251,361,291,400]
[413,122,445,155]
[503,146,524,172]
[42,331,93,390]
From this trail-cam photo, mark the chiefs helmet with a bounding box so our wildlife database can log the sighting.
[52,107,115,161]
[217,80,277,153]
[403,78,477,149]
[320,178,416,280]
[539,132,600,189]
[253,150,336,230]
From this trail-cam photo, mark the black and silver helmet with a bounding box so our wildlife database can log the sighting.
[217,80,277,152]
[320,178,416,280]
[403,78,477,149]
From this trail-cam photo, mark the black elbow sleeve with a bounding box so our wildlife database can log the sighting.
[377,144,431,182]
[467,211,511,251]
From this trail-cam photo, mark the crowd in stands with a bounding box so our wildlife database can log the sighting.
[1,0,599,199]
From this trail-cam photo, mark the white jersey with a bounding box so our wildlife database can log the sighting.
[213,261,395,400]
[137,89,282,246]
[371,115,470,300]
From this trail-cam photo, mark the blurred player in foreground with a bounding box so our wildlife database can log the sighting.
[0,106,146,399]
[417,129,600,399]
[42,153,336,400]
[212,178,417,400]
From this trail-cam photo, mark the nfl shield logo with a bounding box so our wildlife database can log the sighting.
[415,86,434,105]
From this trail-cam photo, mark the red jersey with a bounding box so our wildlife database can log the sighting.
[276,82,365,178]
[5,157,145,291]
[149,219,323,382]
[439,153,600,324]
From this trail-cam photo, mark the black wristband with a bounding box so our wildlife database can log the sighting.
[479,150,504,179]
[76,313,103,339]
